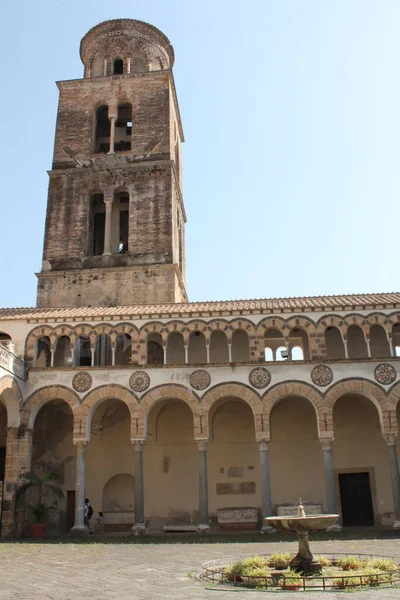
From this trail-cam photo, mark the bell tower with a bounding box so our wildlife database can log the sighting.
[37,19,187,308]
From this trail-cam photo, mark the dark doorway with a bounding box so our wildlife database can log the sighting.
[338,472,374,526]
[67,490,75,530]
[0,447,5,481]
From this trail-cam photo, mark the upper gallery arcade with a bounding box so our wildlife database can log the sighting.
[1,19,400,538]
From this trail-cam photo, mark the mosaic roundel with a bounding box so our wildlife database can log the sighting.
[190,370,211,391]
[311,365,333,387]
[129,371,151,393]
[72,371,93,393]
[374,363,396,385]
[248,367,271,389]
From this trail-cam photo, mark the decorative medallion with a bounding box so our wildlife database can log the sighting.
[190,370,211,391]
[248,367,271,389]
[311,365,333,387]
[129,371,150,393]
[72,371,92,393]
[374,363,396,385]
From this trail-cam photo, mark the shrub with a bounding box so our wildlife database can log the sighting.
[366,558,399,572]
[317,555,332,567]
[267,552,292,569]
[280,571,303,590]
[335,556,366,571]
[241,567,274,588]
[224,561,244,580]
[332,569,391,589]
[240,556,268,571]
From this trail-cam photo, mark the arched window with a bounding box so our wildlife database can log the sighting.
[54,336,72,367]
[95,105,110,153]
[113,58,124,74]
[289,328,309,360]
[210,330,229,363]
[90,193,105,256]
[36,336,51,368]
[264,347,274,361]
[115,191,129,254]
[114,104,132,152]
[0,332,11,342]
[188,331,207,364]
[276,346,288,361]
[115,334,131,366]
[347,325,368,359]
[94,334,112,366]
[291,346,304,361]
[231,329,250,362]
[393,323,400,356]
[325,326,346,359]
[264,328,284,361]
[147,333,163,365]
[75,336,91,367]
[369,324,390,358]
[166,332,185,365]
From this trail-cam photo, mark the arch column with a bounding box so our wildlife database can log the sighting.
[103,192,114,256]
[197,440,210,532]
[258,440,274,533]
[107,115,116,154]
[320,438,341,531]
[131,439,146,535]
[71,441,88,534]
[383,433,400,529]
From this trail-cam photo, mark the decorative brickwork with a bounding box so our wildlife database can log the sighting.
[311,365,333,387]
[189,370,211,390]
[248,367,271,389]
[72,372,93,393]
[375,363,397,385]
[129,371,150,392]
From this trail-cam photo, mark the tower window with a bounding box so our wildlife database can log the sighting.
[115,104,132,152]
[113,58,124,74]
[91,193,105,256]
[95,105,110,153]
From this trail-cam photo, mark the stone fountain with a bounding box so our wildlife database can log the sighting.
[265,500,339,575]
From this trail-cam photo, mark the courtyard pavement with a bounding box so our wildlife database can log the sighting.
[1,535,400,599]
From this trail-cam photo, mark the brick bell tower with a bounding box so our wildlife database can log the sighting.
[36,19,187,308]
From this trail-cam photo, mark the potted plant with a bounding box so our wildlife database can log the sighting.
[280,571,303,591]
[17,470,65,538]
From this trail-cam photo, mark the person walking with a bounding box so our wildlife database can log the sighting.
[84,498,93,532]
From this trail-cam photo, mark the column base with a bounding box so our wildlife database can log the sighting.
[326,523,342,532]
[197,524,211,535]
[71,525,89,536]
[131,523,147,536]
[392,520,400,530]
[261,524,277,535]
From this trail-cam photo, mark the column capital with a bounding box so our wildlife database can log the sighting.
[196,439,208,451]
[320,437,334,451]
[383,432,397,446]
[131,439,145,450]
[257,439,270,450]
[74,440,88,453]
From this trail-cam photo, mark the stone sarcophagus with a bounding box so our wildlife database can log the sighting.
[217,507,258,530]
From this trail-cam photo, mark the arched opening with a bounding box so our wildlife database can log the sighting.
[347,325,368,359]
[54,336,72,367]
[132,56,146,73]
[269,397,324,509]
[231,329,250,362]
[90,193,105,256]
[147,333,164,365]
[115,334,131,366]
[0,401,7,485]
[333,395,387,526]
[264,329,284,361]
[87,399,132,531]
[114,104,132,152]
[289,328,310,360]
[276,345,288,361]
[36,336,51,368]
[188,331,207,364]
[325,326,346,359]
[30,399,74,532]
[112,191,129,254]
[145,399,196,524]
[210,330,229,363]
[75,336,91,367]
[94,105,110,153]
[208,398,258,517]
[393,324,400,356]
[166,332,185,365]
[0,333,11,341]
[94,334,112,367]
[113,58,124,74]
[369,325,390,358]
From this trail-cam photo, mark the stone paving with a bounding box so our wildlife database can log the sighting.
[1,537,400,599]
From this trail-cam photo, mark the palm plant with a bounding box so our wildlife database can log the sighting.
[17,471,65,523]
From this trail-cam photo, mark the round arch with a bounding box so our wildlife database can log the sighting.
[262,381,324,437]
[0,376,22,427]
[23,385,81,430]
[256,317,287,336]
[139,384,200,438]
[81,384,138,441]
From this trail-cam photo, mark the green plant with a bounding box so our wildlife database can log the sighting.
[366,558,399,572]
[241,555,268,571]
[267,552,292,569]
[317,555,332,567]
[335,556,366,571]
[17,471,65,523]
[280,571,302,590]
[242,566,273,588]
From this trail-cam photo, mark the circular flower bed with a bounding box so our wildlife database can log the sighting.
[201,553,400,591]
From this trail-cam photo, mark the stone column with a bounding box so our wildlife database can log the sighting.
[184,345,189,364]
[383,434,400,528]
[206,343,210,364]
[111,346,116,366]
[131,440,146,535]
[366,339,371,358]
[90,347,95,367]
[258,440,274,533]
[127,58,131,74]
[50,349,55,367]
[108,116,116,154]
[70,346,75,367]
[197,440,210,532]
[320,439,341,531]
[163,345,167,365]
[343,339,348,358]
[71,441,88,534]
[103,197,114,256]
[228,343,232,362]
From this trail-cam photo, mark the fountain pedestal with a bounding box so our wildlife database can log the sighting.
[291,530,321,575]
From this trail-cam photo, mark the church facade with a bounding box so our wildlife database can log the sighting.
[1,18,400,536]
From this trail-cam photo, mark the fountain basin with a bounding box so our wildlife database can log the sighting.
[265,514,339,532]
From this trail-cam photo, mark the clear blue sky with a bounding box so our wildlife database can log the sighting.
[1,0,399,307]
